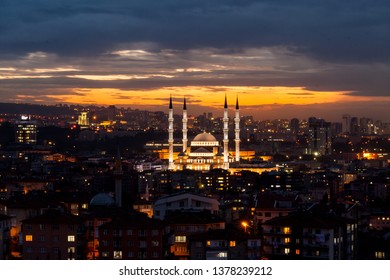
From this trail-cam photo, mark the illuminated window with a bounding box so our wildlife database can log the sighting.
[284,248,290,254]
[284,237,290,244]
[295,249,300,255]
[207,240,211,246]
[175,236,186,243]
[283,227,291,234]
[25,235,33,242]
[229,241,236,247]
[68,247,75,253]
[217,252,228,258]
[375,251,385,259]
[67,235,75,242]
[114,251,122,259]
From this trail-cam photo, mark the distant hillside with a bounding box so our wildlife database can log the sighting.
[0,103,73,116]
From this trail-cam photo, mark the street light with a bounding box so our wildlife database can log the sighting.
[242,221,249,233]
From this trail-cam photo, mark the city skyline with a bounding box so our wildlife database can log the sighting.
[1,1,390,122]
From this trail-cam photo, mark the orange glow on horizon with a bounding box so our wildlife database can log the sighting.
[45,86,357,108]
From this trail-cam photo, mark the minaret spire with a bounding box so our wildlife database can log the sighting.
[182,96,188,153]
[234,95,240,162]
[223,94,229,170]
[168,95,174,170]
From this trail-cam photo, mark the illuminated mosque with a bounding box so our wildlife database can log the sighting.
[168,95,240,171]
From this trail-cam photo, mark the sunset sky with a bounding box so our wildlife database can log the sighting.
[0,0,389,121]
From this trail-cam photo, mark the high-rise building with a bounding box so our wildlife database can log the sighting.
[342,114,351,134]
[307,117,331,156]
[15,116,37,145]
[290,118,300,134]
[350,117,359,135]
[77,112,90,128]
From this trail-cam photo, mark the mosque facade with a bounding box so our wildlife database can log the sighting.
[168,95,240,171]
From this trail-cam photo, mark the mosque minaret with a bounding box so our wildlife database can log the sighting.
[168,95,175,170]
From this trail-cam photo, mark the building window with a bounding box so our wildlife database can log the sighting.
[114,240,122,248]
[284,237,290,244]
[52,224,59,230]
[68,247,75,254]
[152,241,159,247]
[127,229,133,236]
[39,224,46,230]
[175,235,186,243]
[40,247,46,253]
[39,235,45,242]
[114,251,122,259]
[139,241,147,248]
[25,246,32,253]
[127,252,134,258]
[284,248,290,255]
[295,249,300,255]
[229,241,236,247]
[25,235,33,242]
[25,224,32,230]
[139,230,146,237]
[67,235,75,242]
[151,230,159,236]
[283,227,291,234]
[375,252,385,259]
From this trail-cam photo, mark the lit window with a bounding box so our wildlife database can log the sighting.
[25,235,33,242]
[229,241,236,247]
[175,235,186,243]
[217,252,228,258]
[284,237,290,244]
[114,251,122,259]
[375,251,385,259]
[68,247,75,253]
[68,235,75,242]
[295,249,300,255]
[283,227,291,234]
[284,248,290,254]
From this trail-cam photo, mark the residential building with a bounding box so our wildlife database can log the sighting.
[262,212,357,259]
[98,214,164,260]
[153,192,220,220]
[21,209,84,260]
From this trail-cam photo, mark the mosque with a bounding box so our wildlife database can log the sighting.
[168,95,241,171]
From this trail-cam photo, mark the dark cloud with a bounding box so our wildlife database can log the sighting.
[0,0,389,62]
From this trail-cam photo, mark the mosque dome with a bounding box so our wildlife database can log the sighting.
[90,193,116,207]
[193,132,217,142]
